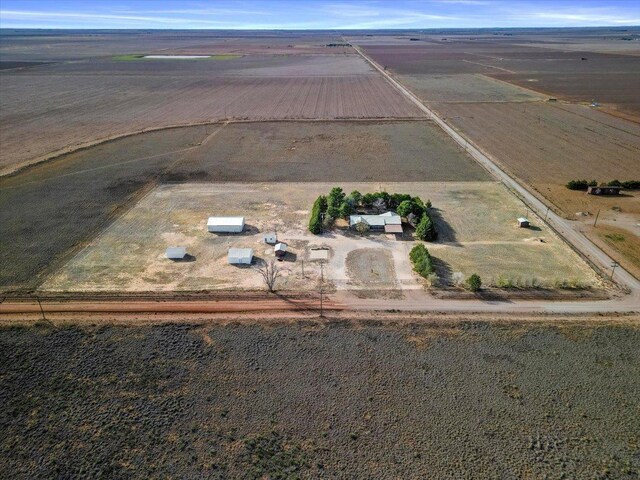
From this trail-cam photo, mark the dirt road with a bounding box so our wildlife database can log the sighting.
[351,44,640,313]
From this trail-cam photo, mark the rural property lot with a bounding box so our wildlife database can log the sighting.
[0,54,424,174]
[2,321,639,478]
[0,120,487,291]
[43,182,598,293]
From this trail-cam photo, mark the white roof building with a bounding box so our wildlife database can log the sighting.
[263,232,277,244]
[349,212,403,233]
[228,248,253,265]
[517,217,530,227]
[274,242,288,257]
[208,216,245,233]
[165,247,187,259]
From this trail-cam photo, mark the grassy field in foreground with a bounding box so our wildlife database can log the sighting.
[1,321,638,478]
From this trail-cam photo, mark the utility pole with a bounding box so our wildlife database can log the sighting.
[610,261,619,280]
[36,295,46,323]
[319,284,324,318]
[544,206,550,222]
[301,260,305,278]
[593,209,601,227]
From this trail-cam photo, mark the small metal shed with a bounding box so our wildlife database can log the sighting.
[263,232,277,244]
[517,217,530,228]
[274,242,288,258]
[227,248,253,265]
[166,247,187,259]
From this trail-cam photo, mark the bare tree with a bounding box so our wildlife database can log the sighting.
[372,198,386,213]
[255,259,280,292]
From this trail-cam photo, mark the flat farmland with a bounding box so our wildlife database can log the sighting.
[399,74,544,103]
[489,72,640,120]
[0,55,424,174]
[3,322,639,478]
[432,102,640,188]
[0,120,486,291]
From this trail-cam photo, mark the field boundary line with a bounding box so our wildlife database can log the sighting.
[1,117,427,179]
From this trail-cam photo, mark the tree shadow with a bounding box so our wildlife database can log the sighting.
[278,251,298,263]
[431,255,454,286]
[429,207,459,245]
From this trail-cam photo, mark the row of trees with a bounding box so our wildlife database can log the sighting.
[308,187,437,240]
[566,179,640,191]
[409,244,434,278]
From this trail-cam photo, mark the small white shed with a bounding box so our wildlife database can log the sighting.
[263,232,277,244]
[165,247,187,259]
[274,242,288,258]
[517,217,530,228]
[228,248,253,265]
[208,216,245,233]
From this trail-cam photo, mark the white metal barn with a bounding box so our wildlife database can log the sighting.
[228,248,253,265]
[207,216,245,233]
[165,247,187,259]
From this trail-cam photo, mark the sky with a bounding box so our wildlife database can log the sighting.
[1,0,639,30]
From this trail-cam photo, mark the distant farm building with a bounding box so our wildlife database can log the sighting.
[350,212,403,234]
[587,186,622,196]
[263,232,277,244]
[208,216,245,233]
[517,217,530,228]
[165,247,187,259]
[227,248,253,265]
[274,242,288,258]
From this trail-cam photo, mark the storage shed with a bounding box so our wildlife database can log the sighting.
[208,216,245,233]
[517,217,530,228]
[227,248,253,265]
[165,247,187,259]
[263,232,277,244]
[274,242,288,258]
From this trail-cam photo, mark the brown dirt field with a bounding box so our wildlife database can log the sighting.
[0,55,424,174]
[431,102,640,194]
[584,224,640,281]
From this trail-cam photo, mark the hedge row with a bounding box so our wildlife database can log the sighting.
[308,195,327,234]
[409,244,434,278]
[566,179,640,191]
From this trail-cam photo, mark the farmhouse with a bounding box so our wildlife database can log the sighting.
[228,248,253,265]
[208,216,245,233]
[587,186,622,196]
[165,247,187,259]
[350,211,403,234]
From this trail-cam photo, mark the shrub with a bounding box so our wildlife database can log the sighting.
[622,180,640,190]
[415,213,437,241]
[466,274,482,292]
[389,193,412,209]
[410,244,434,279]
[339,201,354,219]
[397,199,426,218]
[566,179,590,190]
[308,195,327,234]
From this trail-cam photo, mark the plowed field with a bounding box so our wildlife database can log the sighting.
[0,55,424,174]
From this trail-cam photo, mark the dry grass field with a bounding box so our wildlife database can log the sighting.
[399,73,545,103]
[43,182,599,293]
[431,102,640,201]
[0,54,424,174]
[2,321,639,478]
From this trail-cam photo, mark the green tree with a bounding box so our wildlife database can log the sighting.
[355,221,370,236]
[415,213,437,241]
[466,274,482,292]
[339,200,354,219]
[348,190,362,207]
[397,200,415,218]
[327,187,345,219]
[308,195,327,234]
